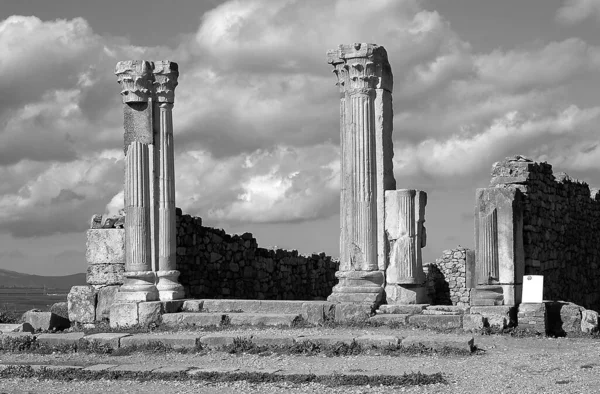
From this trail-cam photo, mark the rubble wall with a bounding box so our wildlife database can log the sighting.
[490,156,600,311]
[425,247,473,306]
[175,211,339,300]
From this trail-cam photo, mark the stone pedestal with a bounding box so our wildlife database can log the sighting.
[115,60,158,303]
[326,43,394,307]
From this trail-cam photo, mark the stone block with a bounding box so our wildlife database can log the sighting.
[86,264,125,286]
[369,314,409,325]
[334,303,373,323]
[95,285,119,321]
[36,332,85,347]
[0,323,34,334]
[560,303,583,333]
[120,334,201,349]
[82,364,119,371]
[182,300,204,312]
[470,305,515,329]
[86,229,125,265]
[462,314,484,332]
[295,335,356,346]
[84,333,131,348]
[227,313,300,327]
[377,304,427,315]
[138,302,163,326]
[581,310,599,333]
[401,335,474,352]
[385,284,428,304]
[427,305,470,314]
[49,302,69,319]
[67,285,97,324]
[161,300,184,313]
[22,311,70,331]
[408,314,463,329]
[199,333,241,348]
[250,336,295,347]
[109,302,138,328]
[355,335,400,347]
[301,302,335,325]
[162,312,225,327]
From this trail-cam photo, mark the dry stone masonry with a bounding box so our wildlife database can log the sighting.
[475,155,600,311]
[175,211,339,300]
[425,247,475,306]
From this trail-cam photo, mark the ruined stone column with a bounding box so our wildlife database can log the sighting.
[153,61,184,300]
[115,60,158,302]
[327,43,395,306]
[384,189,428,304]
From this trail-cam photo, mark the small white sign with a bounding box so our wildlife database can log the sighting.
[522,275,544,303]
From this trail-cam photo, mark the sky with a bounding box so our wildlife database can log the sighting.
[1,0,600,275]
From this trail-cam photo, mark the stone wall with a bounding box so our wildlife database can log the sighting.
[489,156,600,311]
[175,210,339,300]
[424,247,474,306]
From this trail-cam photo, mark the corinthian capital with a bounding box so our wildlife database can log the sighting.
[115,60,155,103]
[327,43,393,93]
[153,61,179,103]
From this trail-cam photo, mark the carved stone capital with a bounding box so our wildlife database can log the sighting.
[153,61,179,103]
[327,43,393,93]
[115,60,155,103]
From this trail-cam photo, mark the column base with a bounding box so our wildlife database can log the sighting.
[327,270,384,306]
[117,271,158,303]
[471,285,504,306]
[384,284,428,304]
[156,270,185,301]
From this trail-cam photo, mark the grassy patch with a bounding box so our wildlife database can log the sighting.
[0,308,21,324]
[0,365,447,387]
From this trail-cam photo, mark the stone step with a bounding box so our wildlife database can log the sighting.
[180,299,334,315]
[376,304,428,315]
[162,312,301,327]
[369,314,410,325]
[425,305,470,314]
[408,314,463,329]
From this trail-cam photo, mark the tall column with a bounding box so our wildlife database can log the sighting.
[153,61,185,300]
[115,60,158,302]
[327,43,394,306]
[384,189,428,304]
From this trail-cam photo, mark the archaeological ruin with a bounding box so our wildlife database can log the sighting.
[64,43,598,335]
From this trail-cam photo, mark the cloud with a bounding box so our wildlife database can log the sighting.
[556,0,600,25]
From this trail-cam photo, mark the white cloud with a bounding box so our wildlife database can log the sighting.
[556,0,600,25]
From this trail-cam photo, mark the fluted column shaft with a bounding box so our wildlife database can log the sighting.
[477,208,499,284]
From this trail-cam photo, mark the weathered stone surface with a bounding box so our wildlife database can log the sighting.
[95,285,120,321]
[369,314,409,325]
[87,264,125,286]
[0,323,34,334]
[470,305,515,329]
[377,304,427,315]
[109,302,138,328]
[68,286,97,324]
[182,300,203,312]
[250,336,295,347]
[424,247,472,306]
[427,305,470,314]
[49,302,69,319]
[355,335,400,347]
[296,335,356,346]
[226,313,300,327]
[517,303,546,333]
[162,312,224,327]
[385,284,428,305]
[199,333,241,348]
[462,314,484,332]
[401,335,474,352]
[82,364,119,371]
[559,303,583,333]
[161,300,184,313]
[334,303,373,323]
[408,314,463,329]
[86,229,125,266]
[138,301,163,326]
[301,302,335,325]
[581,309,599,333]
[84,333,131,348]
[120,333,201,349]
[22,311,70,331]
[36,332,85,347]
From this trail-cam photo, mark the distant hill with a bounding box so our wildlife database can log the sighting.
[0,269,86,290]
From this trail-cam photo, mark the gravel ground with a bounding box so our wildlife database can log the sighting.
[0,327,598,393]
